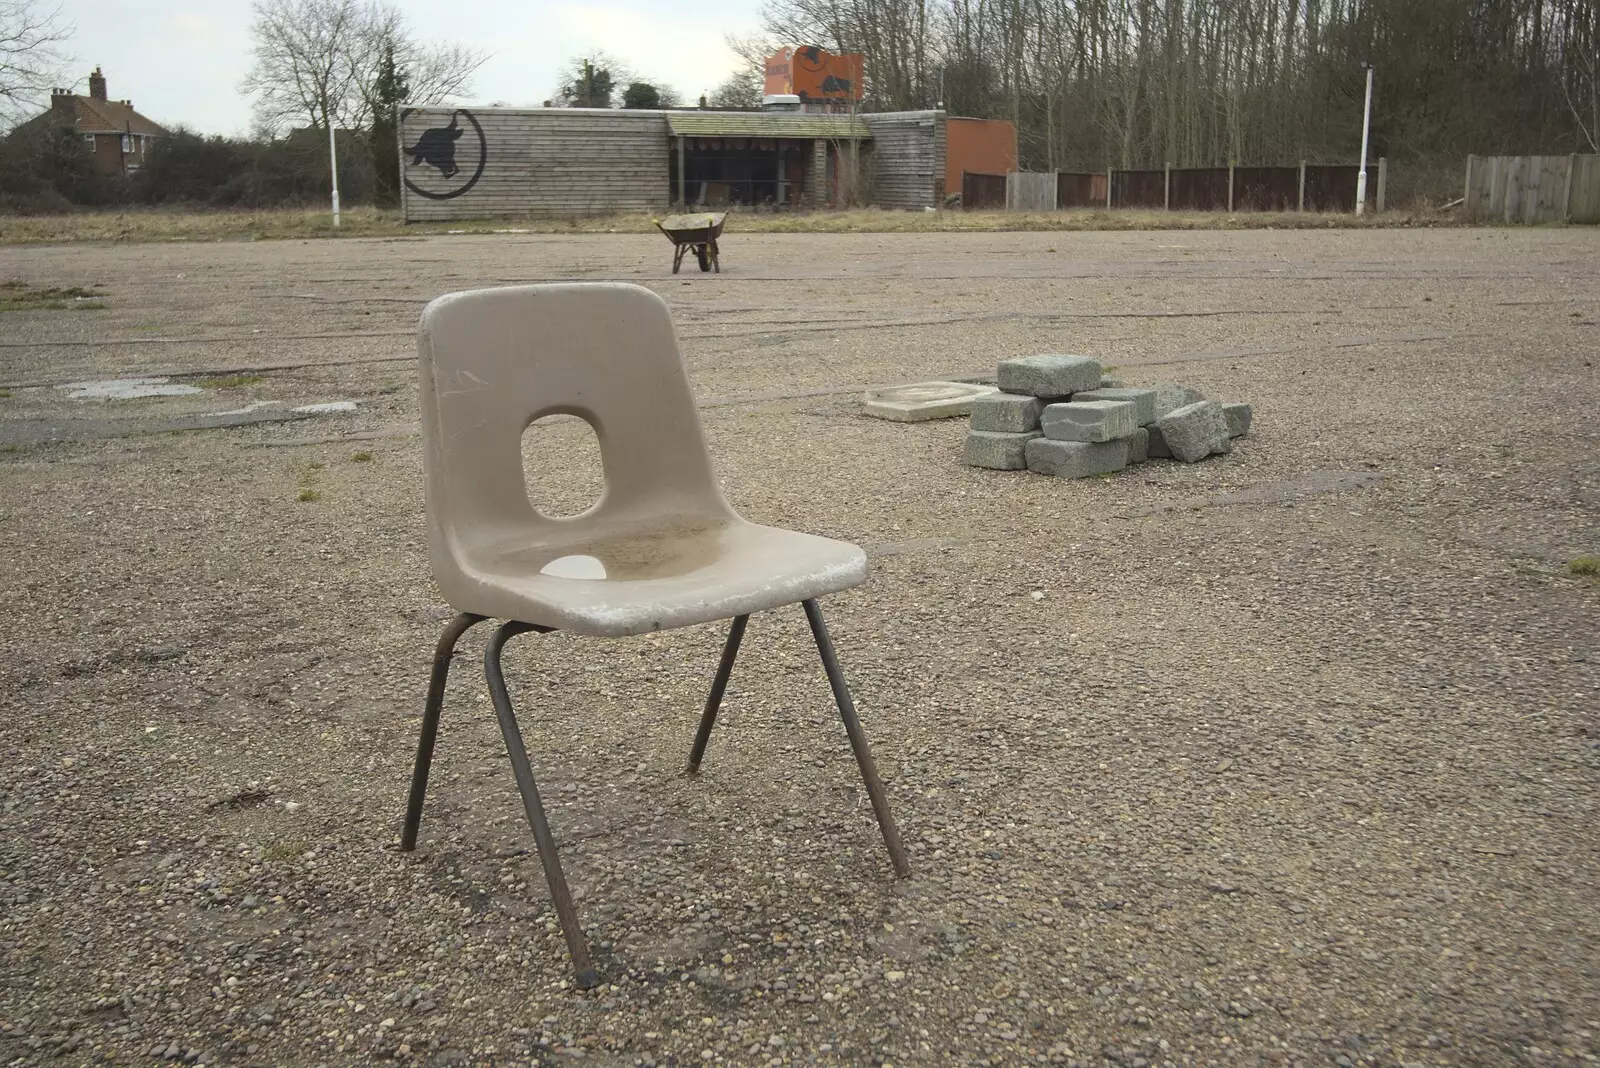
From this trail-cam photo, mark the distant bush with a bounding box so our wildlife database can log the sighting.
[132,128,376,209]
[0,122,381,212]
[0,122,118,212]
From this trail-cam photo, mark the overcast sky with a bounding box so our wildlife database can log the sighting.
[55,0,763,135]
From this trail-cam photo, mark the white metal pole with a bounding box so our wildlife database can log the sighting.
[1355,65,1373,215]
[328,115,342,228]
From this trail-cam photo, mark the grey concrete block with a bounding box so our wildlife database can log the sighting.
[1025,437,1130,478]
[1040,399,1138,443]
[997,354,1102,398]
[1155,400,1230,463]
[964,430,1041,470]
[1072,387,1157,426]
[1223,402,1253,438]
[1153,382,1205,418]
[970,392,1045,433]
[1127,426,1149,463]
[1146,424,1172,459]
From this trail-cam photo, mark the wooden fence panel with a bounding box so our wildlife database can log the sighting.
[1465,154,1600,222]
[963,171,1007,210]
[1112,169,1165,208]
[1301,165,1360,211]
[1167,168,1229,210]
[1007,171,1058,211]
[1232,166,1300,211]
[1535,156,1570,221]
[1571,155,1600,223]
[1055,172,1107,207]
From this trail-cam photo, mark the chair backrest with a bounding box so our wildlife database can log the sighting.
[418,283,734,569]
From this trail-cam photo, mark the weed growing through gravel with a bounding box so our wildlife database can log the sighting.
[197,375,266,389]
[1570,556,1600,577]
[293,460,324,502]
[0,390,11,398]
[262,840,308,862]
[351,451,373,462]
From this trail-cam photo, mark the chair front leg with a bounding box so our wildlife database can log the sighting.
[484,620,599,990]
[686,614,749,774]
[801,599,912,878]
[402,612,486,851]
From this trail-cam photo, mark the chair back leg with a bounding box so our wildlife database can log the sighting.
[484,620,600,989]
[402,612,485,851]
[801,599,912,878]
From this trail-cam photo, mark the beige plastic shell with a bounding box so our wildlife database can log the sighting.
[418,283,868,636]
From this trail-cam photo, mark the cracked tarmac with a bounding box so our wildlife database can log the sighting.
[1,226,1597,1067]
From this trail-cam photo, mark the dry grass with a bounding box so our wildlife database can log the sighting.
[0,204,1466,245]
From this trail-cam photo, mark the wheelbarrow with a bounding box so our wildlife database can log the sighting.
[655,212,725,274]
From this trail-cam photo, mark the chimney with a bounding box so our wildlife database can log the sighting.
[89,67,107,101]
[52,90,75,116]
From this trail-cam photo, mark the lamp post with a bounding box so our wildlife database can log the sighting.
[1354,63,1373,215]
[328,117,342,228]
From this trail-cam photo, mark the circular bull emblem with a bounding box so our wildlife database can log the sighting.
[402,108,487,201]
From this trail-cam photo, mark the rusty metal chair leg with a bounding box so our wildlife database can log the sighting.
[484,620,599,990]
[401,612,486,851]
[801,599,911,879]
[686,614,749,774]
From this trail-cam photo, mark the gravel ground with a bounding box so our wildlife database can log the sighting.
[1,228,1597,1068]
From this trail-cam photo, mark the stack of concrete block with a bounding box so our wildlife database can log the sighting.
[963,354,1252,477]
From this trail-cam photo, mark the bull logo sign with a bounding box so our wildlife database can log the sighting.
[402,108,487,201]
[763,46,864,104]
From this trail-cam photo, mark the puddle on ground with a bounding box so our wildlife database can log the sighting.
[212,401,282,416]
[60,377,202,400]
[207,400,359,417]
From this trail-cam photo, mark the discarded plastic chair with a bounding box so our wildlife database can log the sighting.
[400,283,909,988]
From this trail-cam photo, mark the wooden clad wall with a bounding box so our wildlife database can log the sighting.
[864,111,944,209]
[399,107,669,221]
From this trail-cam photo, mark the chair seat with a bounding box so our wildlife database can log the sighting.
[445,519,869,636]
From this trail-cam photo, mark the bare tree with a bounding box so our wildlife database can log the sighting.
[712,33,774,106]
[0,0,72,129]
[709,70,763,107]
[764,0,1600,191]
[553,53,635,108]
[241,0,486,135]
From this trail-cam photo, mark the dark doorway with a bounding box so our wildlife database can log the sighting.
[671,138,810,208]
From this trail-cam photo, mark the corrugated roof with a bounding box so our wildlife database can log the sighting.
[667,112,871,139]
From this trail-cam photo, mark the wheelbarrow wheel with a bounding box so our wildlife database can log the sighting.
[696,244,711,272]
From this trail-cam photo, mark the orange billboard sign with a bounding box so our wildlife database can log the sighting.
[763,46,865,104]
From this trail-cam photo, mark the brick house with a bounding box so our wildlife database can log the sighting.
[33,68,168,177]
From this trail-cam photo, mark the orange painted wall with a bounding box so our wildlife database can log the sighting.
[945,117,1017,195]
